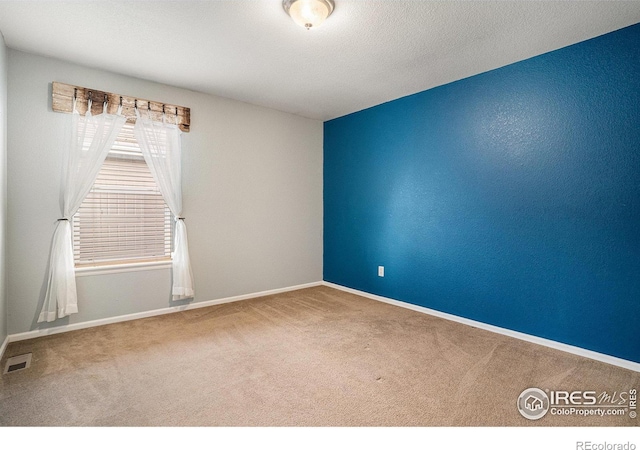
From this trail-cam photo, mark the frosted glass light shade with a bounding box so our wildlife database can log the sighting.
[283,0,335,30]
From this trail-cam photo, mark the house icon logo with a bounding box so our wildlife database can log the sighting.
[518,388,550,420]
[525,395,544,411]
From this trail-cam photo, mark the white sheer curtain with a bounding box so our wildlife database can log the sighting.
[38,100,126,322]
[134,109,194,300]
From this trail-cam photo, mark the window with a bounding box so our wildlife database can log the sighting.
[73,122,172,267]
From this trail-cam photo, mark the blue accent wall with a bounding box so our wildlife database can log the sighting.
[323,23,640,364]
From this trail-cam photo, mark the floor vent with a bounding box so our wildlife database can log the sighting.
[3,353,32,374]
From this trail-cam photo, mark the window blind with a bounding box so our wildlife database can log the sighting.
[73,122,172,266]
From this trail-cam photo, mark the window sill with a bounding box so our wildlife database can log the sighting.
[75,260,172,277]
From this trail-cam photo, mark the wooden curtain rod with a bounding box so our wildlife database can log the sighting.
[52,81,191,133]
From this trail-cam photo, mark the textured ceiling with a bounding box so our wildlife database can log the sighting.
[0,1,639,120]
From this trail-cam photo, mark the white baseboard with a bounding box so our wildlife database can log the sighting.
[0,334,8,361]
[9,280,638,373]
[323,281,640,373]
[8,281,322,343]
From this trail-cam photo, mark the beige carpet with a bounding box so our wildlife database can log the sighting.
[1,286,638,426]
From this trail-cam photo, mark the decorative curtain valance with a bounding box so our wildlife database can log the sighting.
[52,81,191,132]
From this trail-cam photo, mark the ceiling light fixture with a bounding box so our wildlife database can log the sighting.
[283,0,335,30]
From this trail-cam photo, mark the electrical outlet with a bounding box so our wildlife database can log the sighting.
[378,266,384,277]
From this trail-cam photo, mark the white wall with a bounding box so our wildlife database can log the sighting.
[7,50,323,335]
[0,35,7,344]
